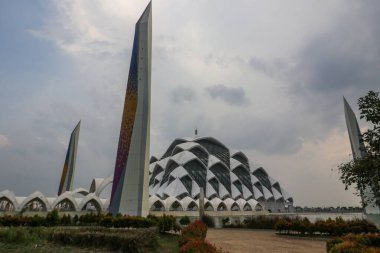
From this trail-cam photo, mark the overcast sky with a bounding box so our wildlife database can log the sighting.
[1,0,379,207]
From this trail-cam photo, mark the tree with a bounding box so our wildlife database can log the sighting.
[338,91,380,207]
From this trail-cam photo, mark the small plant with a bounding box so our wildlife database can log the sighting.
[179,216,191,226]
[45,209,59,226]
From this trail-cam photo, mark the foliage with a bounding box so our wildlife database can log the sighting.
[157,214,180,233]
[274,217,378,236]
[0,212,178,231]
[327,234,380,253]
[45,210,60,226]
[338,91,380,206]
[201,215,215,228]
[51,227,158,253]
[224,215,283,229]
[179,220,228,253]
[179,216,191,226]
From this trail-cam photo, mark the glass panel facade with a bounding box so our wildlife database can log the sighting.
[209,164,231,193]
[195,139,230,167]
[253,168,273,193]
[180,175,192,194]
[232,154,249,167]
[233,166,253,193]
[183,160,207,188]
[160,161,179,185]
[149,165,163,185]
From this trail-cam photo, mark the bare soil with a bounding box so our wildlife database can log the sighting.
[207,229,327,253]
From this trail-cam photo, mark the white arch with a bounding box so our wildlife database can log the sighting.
[20,191,50,211]
[247,199,259,211]
[89,178,103,193]
[181,196,198,211]
[209,197,222,211]
[78,193,104,211]
[0,190,18,211]
[95,175,113,196]
[235,198,247,211]
[164,196,183,211]
[149,195,165,211]
[223,198,236,211]
[72,188,89,196]
[51,192,79,211]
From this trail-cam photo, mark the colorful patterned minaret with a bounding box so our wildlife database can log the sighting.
[58,121,81,195]
[110,2,151,216]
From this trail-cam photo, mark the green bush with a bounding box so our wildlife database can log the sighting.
[275,217,378,236]
[179,216,191,226]
[45,210,60,226]
[158,214,180,233]
[50,227,158,253]
[327,234,380,253]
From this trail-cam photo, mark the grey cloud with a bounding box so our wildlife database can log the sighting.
[170,86,196,104]
[205,84,250,106]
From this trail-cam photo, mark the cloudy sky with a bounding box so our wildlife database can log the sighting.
[1,0,379,207]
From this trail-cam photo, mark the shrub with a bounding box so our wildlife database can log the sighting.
[327,234,380,253]
[158,214,179,233]
[179,221,228,253]
[50,227,158,253]
[180,238,220,253]
[179,216,191,226]
[46,209,59,226]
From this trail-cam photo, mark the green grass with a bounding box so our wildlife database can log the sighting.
[140,233,179,253]
[0,227,179,253]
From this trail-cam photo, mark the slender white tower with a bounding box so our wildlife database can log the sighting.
[110,2,151,216]
[343,97,379,214]
[58,121,81,195]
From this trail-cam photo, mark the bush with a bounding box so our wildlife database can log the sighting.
[158,214,180,233]
[179,216,191,226]
[179,221,228,253]
[46,210,60,226]
[201,215,215,228]
[180,238,220,253]
[327,234,380,253]
[274,217,378,236]
[180,220,208,245]
[50,227,158,253]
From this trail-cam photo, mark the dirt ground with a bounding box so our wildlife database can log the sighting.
[207,229,327,253]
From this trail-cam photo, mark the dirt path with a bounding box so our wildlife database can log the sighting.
[207,229,326,253]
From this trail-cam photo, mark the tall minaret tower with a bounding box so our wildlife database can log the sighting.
[110,2,152,216]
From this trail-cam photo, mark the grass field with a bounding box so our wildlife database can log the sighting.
[0,227,179,253]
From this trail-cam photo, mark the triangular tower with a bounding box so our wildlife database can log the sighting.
[110,2,152,216]
[58,121,81,195]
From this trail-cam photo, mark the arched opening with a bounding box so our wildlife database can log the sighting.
[23,198,47,212]
[0,197,15,212]
[81,199,101,212]
[255,204,263,211]
[205,202,214,211]
[217,202,227,211]
[187,201,198,211]
[169,201,183,211]
[243,203,252,211]
[54,199,76,212]
[150,200,165,211]
[231,203,240,211]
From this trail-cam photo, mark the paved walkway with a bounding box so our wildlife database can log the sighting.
[207,229,326,253]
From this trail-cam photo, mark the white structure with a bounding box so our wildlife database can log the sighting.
[110,2,152,216]
[148,136,294,213]
[343,97,379,214]
[58,121,81,195]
